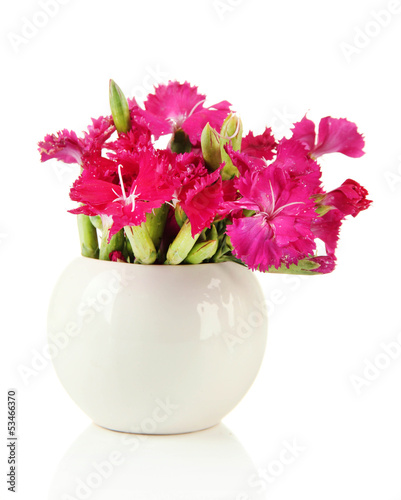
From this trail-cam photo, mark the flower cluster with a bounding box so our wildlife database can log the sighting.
[38,80,371,274]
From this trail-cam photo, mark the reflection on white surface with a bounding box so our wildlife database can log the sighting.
[197,301,220,340]
[49,423,263,500]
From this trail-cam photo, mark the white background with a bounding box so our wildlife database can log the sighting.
[1,0,401,498]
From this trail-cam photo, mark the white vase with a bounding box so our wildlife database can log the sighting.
[47,257,268,434]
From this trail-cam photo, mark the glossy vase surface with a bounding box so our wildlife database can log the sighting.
[48,257,268,434]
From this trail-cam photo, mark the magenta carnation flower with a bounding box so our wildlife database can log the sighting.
[170,152,224,236]
[227,165,318,271]
[137,81,231,145]
[38,116,115,165]
[70,149,174,237]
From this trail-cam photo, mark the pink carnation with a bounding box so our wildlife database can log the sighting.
[70,149,175,237]
[227,165,317,271]
[38,116,115,165]
[170,153,224,236]
[138,81,231,145]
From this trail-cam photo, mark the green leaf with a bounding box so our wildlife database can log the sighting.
[266,258,322,275]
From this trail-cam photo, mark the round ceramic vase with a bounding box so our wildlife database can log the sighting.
[47,257,268,434]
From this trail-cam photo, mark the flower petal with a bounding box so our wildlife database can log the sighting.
[39,116,115,165]
[308,256,336,274]
[38,129,85,164]
[241,128,276,166]
[138,81,231,144]
[273,138,322,194]
[313,117,365,158]
[311,209,343,257]
[291,116,316,152]
[183,100,231,145]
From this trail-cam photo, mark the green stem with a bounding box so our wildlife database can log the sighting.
[145,204,169,249]
[124,224,157,264]
[99,226,124,261]
[124,235,134,262]
[77,214,99,259]
[166,219,200,265]
[170,130,192,153]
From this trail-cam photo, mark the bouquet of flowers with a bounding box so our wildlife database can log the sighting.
[38,80,371,274]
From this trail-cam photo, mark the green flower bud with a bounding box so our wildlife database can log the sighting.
[124,224,156,264]
[184,239,218,264]
[201,123,222,171]
[89,215,102,229]
[145,204,169,249]
[166,219,200,265]
[174,204,187,228]
[109,79,131,134]
[220,113,243,180]
[221,113,243,150]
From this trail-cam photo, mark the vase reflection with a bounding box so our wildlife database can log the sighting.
[48,423,264,500]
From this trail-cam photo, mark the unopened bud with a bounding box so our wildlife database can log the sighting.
[221,113,243,151]
[201,123,222,171]
[220,113,243,180]
[89,215,102,229]
[174,204,187,228]
[184,239,218,264]
[109,79,131,133]
[166,219,200,265]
